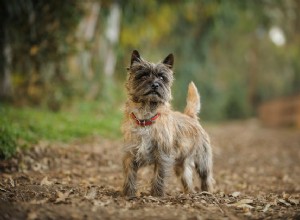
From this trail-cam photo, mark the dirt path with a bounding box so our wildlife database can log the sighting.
[1,120,300,219]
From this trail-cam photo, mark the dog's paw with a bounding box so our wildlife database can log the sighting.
[125,195,138,201]
[123,187,136,198]
[150,188,165,197]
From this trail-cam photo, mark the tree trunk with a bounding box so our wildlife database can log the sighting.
[0,15,13,101]
[103,2,121,77]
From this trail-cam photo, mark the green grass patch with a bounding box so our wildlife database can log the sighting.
[0,102,123,159]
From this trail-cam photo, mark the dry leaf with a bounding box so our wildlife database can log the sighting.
[231,192,241,197]
[85,188,97,200]
[237,199,253,204]
[32,163,42,172]
[146,196,161,202]
[55,190,71,203]
[262,204,271,212]
[218,191,225,197]
[200,199,207,204]
[236,204,254,209]
[0,187,7,192]
[278,199,291,206]
[228,198,254,207]
[282,192,289,199]
[9,176,15,187]
[40,176,53,186]
[27,211,38,220]
[288,198,299,205]
[93,199,111,207]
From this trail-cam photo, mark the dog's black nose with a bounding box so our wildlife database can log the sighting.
[151,82,159,89]
[151,82,159,90]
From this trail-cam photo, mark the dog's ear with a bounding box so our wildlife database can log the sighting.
[131,50,141,66]
[162,53,174,69]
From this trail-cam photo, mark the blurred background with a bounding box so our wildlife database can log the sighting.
[1,0,300,158]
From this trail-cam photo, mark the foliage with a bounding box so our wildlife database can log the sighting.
[1,0,300,121]
[1,0,84,107]
[118,1,300,120]
[0,103,122,159]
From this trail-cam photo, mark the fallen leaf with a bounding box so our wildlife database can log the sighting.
[146,196,161,202]
[85,188,97,200]
[218,191,225,197]
[27,211,38,220]
[200,199,207,204]
[40,176,53,186]
[0,187,7,192]
[263,204,271,212]
[231,192,241,197]
[9,176,15,187]
[228,198,254,207]
[55,190,71,204]
[32,163,42,172]
[282,192,289,199]
[236,204,254,209]
[237,199,253,204]
[278,199,291,206]
[288,198,299,205]
[93,199,111,207]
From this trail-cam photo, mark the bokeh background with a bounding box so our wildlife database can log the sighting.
[1,0,300,158]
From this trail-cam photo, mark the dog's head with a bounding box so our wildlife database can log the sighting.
[126,50,174,104]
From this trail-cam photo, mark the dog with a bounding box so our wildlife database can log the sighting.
[122,50,214,197]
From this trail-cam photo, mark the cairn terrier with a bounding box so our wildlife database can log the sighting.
[122,50,214,197]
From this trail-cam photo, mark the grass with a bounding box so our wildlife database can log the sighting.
[0,102,123,159]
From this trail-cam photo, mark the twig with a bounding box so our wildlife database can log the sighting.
[198,191,214,196]
[0,187,7,192]
[200,192,240,220]
[198,192,224,214]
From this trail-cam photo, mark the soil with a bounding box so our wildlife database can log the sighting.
[1,120,300,220]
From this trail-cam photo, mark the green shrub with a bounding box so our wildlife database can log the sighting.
[0,117,18,159]
[0,103,122,159]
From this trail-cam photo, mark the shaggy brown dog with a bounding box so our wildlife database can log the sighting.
[122,50,214,197]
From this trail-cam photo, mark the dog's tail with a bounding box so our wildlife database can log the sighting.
[184,82,201,118]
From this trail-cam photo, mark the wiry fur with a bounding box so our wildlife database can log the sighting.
[122,50,214,197]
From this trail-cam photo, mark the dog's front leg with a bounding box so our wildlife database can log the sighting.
[151,162,165,196]
[122,153,139,197]
[151,154,172,197]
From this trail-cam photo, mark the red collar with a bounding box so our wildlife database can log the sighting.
[130,112,160,126]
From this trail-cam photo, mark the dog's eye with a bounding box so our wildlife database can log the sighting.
[157,73,166,81]
[136,72,150,80]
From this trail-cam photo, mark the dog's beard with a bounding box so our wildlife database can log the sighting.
[143,87,165,102]
[129,83,171,104]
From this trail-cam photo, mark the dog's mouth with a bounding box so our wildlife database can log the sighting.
[144,90,161,97]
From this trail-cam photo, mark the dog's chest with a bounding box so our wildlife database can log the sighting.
[133,126,172,164]
[132,127,154,163]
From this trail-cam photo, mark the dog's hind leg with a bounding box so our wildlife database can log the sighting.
[174,158,195,193]
[182,161,195,193]
[195,136,214,192]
